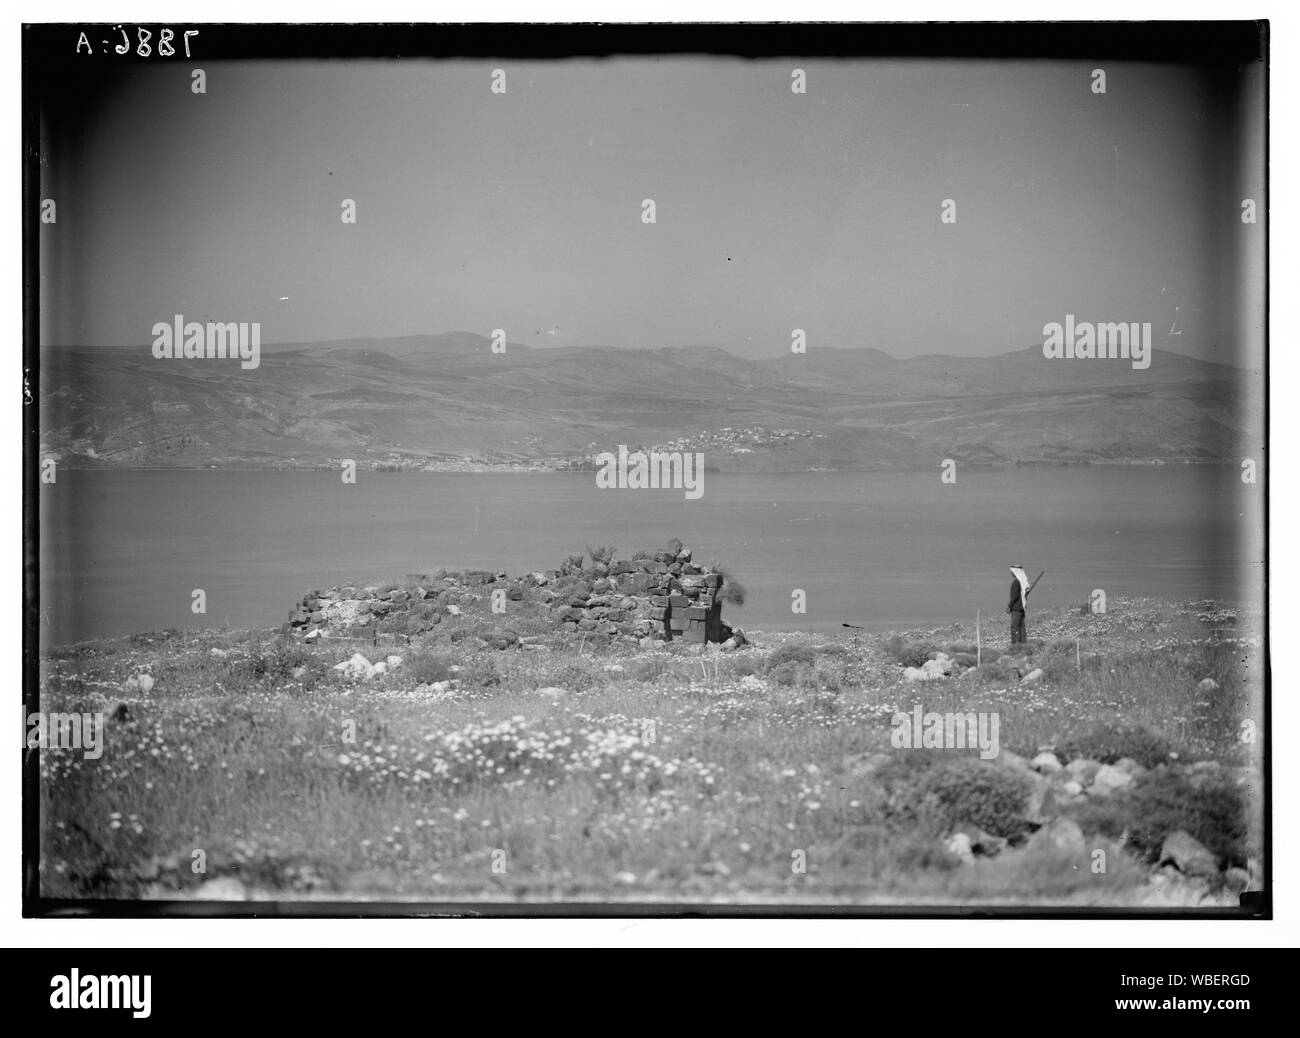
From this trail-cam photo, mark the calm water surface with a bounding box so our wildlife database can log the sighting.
[38,467,1263,646]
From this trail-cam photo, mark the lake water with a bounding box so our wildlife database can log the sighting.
[38,467,1263,646]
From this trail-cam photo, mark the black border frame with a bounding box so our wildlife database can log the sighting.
[21,19,1271,921]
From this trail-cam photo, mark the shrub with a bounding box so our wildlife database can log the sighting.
[407,653,454,685]
[884,635,936,669]
[730,656,761,678]
[1055,723,1176,769]
[459,656,502,689]
[560,553,584,576]
[767,644,818,670]
[549,660,601,693]
[811,666,843,692]
[891,833,964,873]
[633,657,669,683]
[768,661,804,687]
[666,537,684,555]
[585,544,616,566]
[1070,768,1247,867]
[877,754,1032,839]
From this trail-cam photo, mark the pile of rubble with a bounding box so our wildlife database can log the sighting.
[284,540,745,648]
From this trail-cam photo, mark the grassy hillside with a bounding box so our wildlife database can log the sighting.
[38,337,1257,471]
[36,595,1263,907]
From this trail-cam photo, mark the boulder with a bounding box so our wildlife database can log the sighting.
[1159,830,1218,877]
[1065,758,1102,785]
[482,629,519,650]
[919,658,949,680]
[1021,668,1044,684]
[1090,764,1134,796]
[1026,817,1086,858]
[1197,678,1220,693]
[953,822,1007,857]
[944,831,975,865]
[1031,751,1063,773]
[1022,771,1061,826]
[333,653,375,680]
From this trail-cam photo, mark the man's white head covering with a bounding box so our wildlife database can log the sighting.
[1010,565,1029,609]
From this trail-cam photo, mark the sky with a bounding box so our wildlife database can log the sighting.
[39,56,1265,362]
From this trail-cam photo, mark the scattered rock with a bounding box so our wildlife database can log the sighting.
[209,647,228,659]
[1159,830,1218,877]
[1021,668,1044,684]
[919,657,951,680]
[1112,757,1146,778]
[944,831,975,865]
[304,628,322,643]
[1062,780,1084,797]
[124,673,155,694]
[953,822,1007,857]
[1026,817,1086,858]
[1198,678,1220,693]
[1022,771,1061,826]
[535,686,571,700]
[1090,764,1134,796]
[1065,758,1102,785]
[1030,751,1063,773]
[333,653,375,680]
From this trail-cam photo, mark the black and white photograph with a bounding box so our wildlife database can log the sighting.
[24,19,1268,917]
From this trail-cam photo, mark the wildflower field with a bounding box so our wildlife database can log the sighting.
[35,597,1264,907]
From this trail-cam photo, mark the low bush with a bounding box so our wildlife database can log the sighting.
[407,653,455,685]
[767,644,818,669]
[876,753,1032,839]
[1055,723,1176,769]
[883,635,936,669]
[1069,767,1247,867]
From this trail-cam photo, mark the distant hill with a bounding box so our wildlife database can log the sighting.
[37,334,1259,470]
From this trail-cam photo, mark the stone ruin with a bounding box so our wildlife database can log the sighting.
[284,541,745,648]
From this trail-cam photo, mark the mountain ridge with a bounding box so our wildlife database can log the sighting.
[38,334,1258,471]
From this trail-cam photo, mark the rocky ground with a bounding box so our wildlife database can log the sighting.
[34,553,1264,909]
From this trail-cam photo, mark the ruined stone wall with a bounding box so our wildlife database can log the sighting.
[285,542,737,647]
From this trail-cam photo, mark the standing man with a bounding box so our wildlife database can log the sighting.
[1008,564,1030,644]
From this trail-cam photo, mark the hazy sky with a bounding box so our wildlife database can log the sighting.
[40,57,1264,361]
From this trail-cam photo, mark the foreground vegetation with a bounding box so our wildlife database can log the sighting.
[35,596,1263,907]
